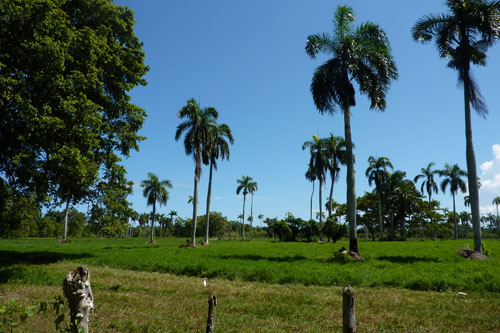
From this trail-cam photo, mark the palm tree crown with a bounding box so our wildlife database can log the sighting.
[141,173,172,243]
[306,5,398,254]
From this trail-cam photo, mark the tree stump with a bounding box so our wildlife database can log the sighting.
[206,294,217,333]
[63,266,94,333]
[343,285,355,333]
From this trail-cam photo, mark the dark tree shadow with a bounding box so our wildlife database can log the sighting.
[217,254,307,262]
[0,250,93,266]
[377,255,439,263]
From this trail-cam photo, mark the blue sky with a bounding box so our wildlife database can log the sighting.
[114,0,500,225]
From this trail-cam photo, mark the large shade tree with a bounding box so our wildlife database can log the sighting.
[306,5,398,254]
[175,98,218,246]
[366,156,393,240]
[412,0,500,253]
[141,173,172,244]
[236,175,253,241]
[302,135,328,233]
[0,0,148,240]
[439,163,467,240]
[203,123,234,244]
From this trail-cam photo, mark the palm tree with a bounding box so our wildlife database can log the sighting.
[464,195,471,207]
[459,211,471,238]
[258,214,264,237]
[248,180,258,241]
[414,162,439,210]
[168,210,177,227]
[439,163,467,240]
[141,173,172,244]
[175,98,218,246]
[493,196,500,232]
[324,134,347,217]
[203,123,234,245]
[306,5,398,254]
[366,156,393,240]
[302,135,328,233]
[412,0,500,253]
[236,175,253,241]
[305,166,317,221]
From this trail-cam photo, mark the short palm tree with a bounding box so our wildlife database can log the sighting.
[459,211,471,238]
[493,196,500,232]
[324,134,347,217]
[302,135,328,232]
[412,0,500,253]
[306,5,398,254]
[248,180,258,241]
[414,162,439,209]
[366,156,393,240]
[439,163,467,240]
[258,213,264,237]
[141,173,172,244]
[203,123,234,244]
[236,175,253,241]
[175,98,218,246]
[305,166,317,221]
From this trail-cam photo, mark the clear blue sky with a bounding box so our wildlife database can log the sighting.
[114,0,500,225]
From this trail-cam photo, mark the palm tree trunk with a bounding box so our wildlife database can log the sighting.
[205,160,214,245]
[242,195,246,241]
[452,192,457,240]
[63,191,71,240]
[328,172,334,217]
[192,149,201,246]
[464,74,482,253]
[344,109,358,254]
[319,179,323,240]
[150,200,156,244]
[250,193,254,241]
[377,190,383,240]
[496,205,500,234]
[310,181,315,221]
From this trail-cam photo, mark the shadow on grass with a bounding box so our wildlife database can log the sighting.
[218,254,308,262]
[0,250,93,266]
[377,255,439,263]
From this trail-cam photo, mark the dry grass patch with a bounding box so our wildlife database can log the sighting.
[1,263,499,332]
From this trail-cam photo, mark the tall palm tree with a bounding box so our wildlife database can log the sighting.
[258,213,264,237]
[366,156,393,240]
[203,123,234,245]
[141,173,172,244]
[459,211,471,238]
[414,162,439,210]
[412,0,500,253]
[305,166,317,221]
[493,196,500,232]
[324,134,347,217]
[302,135,328,233]
[248,180,258,241]
[439,163,467,240]
[306,5,398,254]
[175,98,218,246]
[236,175,253,241]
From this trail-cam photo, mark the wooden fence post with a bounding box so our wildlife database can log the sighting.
[63,266,94,333]
[206,294,217,333]
[343,285,355,333]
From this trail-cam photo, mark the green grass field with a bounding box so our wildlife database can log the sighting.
[1,238,499,331]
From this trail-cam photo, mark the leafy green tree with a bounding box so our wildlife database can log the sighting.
[324,134,347,217]
[366,156,393,240]
[141,173,172,243]
[390,173,422,240]
[302,220,320,242]
[322,217,348,243]
[0,0,148,239]
[203,123,233,244]
[412,0,500,253]
[306,5,398,254]
[176,98,218,246]
[303,135,328,233]
[236,175,253,241]
[439,163,467,240]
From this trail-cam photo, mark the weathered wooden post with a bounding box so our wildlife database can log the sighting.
[206,294,217,333]
[63,266,94,333]
[343,285,355,333]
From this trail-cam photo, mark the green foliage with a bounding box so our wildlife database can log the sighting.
[322,217,347,243]
[0,299,35,332]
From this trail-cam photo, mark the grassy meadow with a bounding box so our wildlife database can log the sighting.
[1,237,500,331]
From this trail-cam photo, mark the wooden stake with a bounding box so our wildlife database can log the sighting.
[343,285,355,333]
[206,294,217,333]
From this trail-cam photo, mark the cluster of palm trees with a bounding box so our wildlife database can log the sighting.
[305,1,500,255]
[236,175,258,240]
